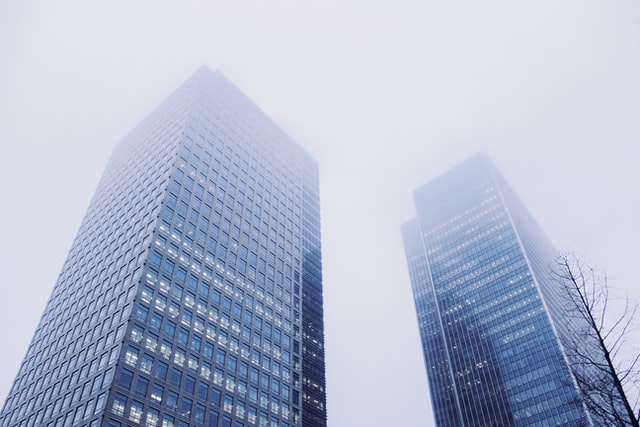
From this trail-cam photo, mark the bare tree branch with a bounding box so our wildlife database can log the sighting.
[552,253,639,427]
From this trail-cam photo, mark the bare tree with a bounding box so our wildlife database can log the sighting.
[553,253,640,427]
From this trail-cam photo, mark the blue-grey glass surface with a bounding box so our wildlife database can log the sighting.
[402,154,590,426]
[0,67,327,427]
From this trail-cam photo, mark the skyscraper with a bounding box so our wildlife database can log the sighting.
[402,154,590,426]
[0,67,327,427]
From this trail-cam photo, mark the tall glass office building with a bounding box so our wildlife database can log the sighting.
[0,67,327,427]
[402,154,591,426]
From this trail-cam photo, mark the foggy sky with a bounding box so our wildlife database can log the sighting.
[1,1,639,426]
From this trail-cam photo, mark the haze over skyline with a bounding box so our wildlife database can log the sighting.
[1,1,639,426]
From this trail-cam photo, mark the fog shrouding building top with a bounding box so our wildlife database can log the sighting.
[0,67,327,427]
[402,154,591,426]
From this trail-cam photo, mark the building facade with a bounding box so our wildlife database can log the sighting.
[0,67,327,427]
[402,154,590,426]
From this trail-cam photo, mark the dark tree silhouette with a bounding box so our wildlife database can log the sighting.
[553,253,640,427]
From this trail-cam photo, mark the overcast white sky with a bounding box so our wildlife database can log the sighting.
[1,1,639,426]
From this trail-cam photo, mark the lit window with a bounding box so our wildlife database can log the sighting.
[150,384,163,403]
[140,354,153,374]
[129,401,143,423]
[124,347,139,366]
[111,393,126,416]
[145,407,159,427]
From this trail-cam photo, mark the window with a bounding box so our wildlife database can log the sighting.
[140,354,154,374]
[174,348,186,366]
[150,251,162,267]
[131,325,144,343]
[146,332,159,351]
[208,410,219,427]
[182,309,193,326]
[227,355,237,371]
[146,407,160,427]
[197,382,208,400]
[129,400,143,423]
[164,320,176,338]
[163,260,175,275]
[142,285,155,303]
[185,291,196,307]
[237,380,247,398]
[201,360,212,380]
[224,394,234,413]
[160,340,173,359]
[176,267,187,283]
[178,328,189,345]
[111,393,126,416]
[135,376,149,396]
[211,290,221,305]
[162,414,175,427]
[190,335,202,352]
[235,400,246,418]
[214,367,224,386]
[250,367,259,384]
[204,341,214,359]
[170,368,182,387]
[188,354,199,372]
[211,388,221,406]
[261,373,270,390]
[84,398,95,418]
[156,361,168,380]
[260,391,268,409]
[119,369,134,390]
[215,349,226,366]
[150,312,163,331]
[248,407,257,424]
[184,375,196,394]
[233,303,242,318]
[125,346,139,366]
[194,403,205,423]
[73,406,83,424]
[151,383,163,403]
[226,375,236,392]
[95,393,106,414]
[166,391,178,410]
[171,285,183,301]
[199,283,210,299]
[239,361,248,379]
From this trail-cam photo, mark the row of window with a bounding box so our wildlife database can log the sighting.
[125,318,298,413]
[109,387,295,427]
[140,273,294,349]
[123,337,292,398]
[152,223,298,313]
[157,179,300,294]
[141,259,295,342]
[173,150,302,236]
[167,166,302,279]
[183,105,305,200]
